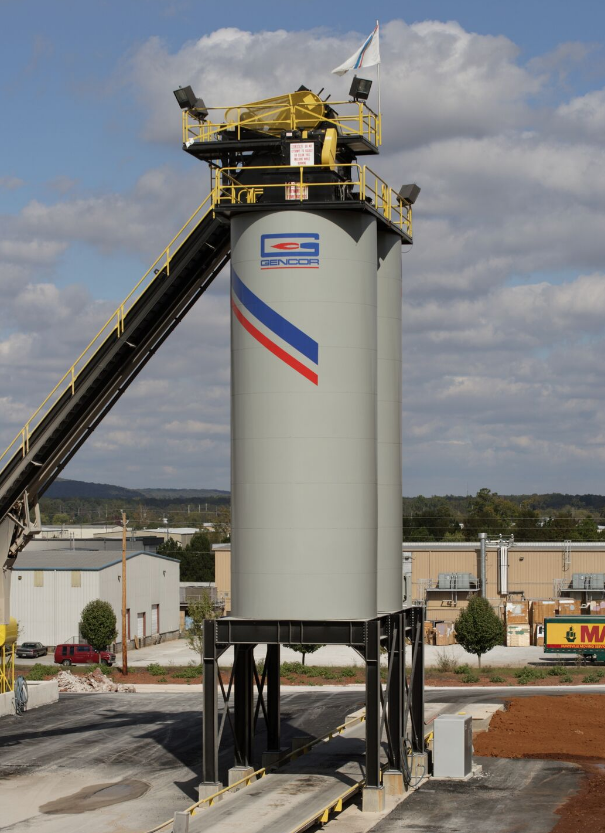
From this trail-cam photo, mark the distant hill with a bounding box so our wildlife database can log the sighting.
[46,479,229,500]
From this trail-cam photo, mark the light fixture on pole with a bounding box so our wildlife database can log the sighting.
[349,76,373,102]
[398,184,421,206]
[173,86,209,121]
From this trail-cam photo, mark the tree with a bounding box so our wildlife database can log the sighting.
[463,488,518,540]
[80,599,117,652]
[284,644,325,666]
[214,506,231,543]
[158,533,214,582]
[454,596,505,667]
[185,593,217,663]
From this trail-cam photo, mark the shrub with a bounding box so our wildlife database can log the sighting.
[281,661,304,675]
[455,664,471,675]
[560,674,573,683]
[583,673,601,684]
[283,644,324,666]
[341,667,356,678]
[435,650,458,673]
[490,675,506,683]
[158,677,168,683]
[515,667,546,685]
[172,665,202,679]
[147,663,167,677]
[461,672,480,683]
[547,666,566,676]
[27,663,51,681]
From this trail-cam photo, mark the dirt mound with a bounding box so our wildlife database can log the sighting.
[475,695,605,833]
[58,668,135,693]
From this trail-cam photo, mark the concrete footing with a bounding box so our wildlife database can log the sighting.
[228,766,256,789]
[173,810,190,832]
[291,736,311,753]
[198,782,223,806]
[262,748,288,769]
[362,785,385,813]
[382,769,405,796]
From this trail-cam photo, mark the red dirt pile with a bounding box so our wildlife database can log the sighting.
[475,695,605,833]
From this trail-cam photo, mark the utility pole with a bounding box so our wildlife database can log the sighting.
[121,511,128,676]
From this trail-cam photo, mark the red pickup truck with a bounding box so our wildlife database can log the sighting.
[54,643,116,667]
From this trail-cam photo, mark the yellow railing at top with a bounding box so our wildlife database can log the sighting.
[183,99,381,148]
[0,192,214,475]
[211,163,412,237]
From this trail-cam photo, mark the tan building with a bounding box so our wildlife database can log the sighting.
[214,544,232,614]
[406,540,605,623]
[212,541,605,626]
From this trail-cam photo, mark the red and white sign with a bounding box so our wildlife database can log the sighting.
[289,142,314,167]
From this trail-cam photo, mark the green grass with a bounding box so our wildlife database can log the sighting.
[560,674,573,683]
[547,665,567,677]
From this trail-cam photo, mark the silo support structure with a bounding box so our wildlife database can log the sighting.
[200,608,425,806]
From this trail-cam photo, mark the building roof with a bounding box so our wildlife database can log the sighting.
[14,550,179,571]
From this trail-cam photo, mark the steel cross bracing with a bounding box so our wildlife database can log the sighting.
[202,608,425,793]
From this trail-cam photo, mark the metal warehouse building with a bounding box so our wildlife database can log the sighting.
[406,540,605,622]
[12,549,180,648]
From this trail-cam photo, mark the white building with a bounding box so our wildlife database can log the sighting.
[12,549,180,648]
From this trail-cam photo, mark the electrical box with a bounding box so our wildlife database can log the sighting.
[433,714,473,778]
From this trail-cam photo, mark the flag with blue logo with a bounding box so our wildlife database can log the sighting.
[331,22,380,76]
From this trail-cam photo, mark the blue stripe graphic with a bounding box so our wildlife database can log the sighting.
[232,270,318,365]
[354,30,375,68]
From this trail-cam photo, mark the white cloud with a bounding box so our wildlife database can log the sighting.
[4,19,605,493]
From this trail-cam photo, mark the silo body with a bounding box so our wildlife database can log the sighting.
[230,210,378,620]
[376,230,403,613]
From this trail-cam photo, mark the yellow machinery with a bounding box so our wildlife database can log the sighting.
[0,618,17,694]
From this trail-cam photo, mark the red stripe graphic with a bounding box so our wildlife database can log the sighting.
[231,298,318,385]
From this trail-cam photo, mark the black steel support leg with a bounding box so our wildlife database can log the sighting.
[266,644,280,752]
[387,613,403,771]
[365,618,381,789]
[410,608,425,753]
[202,619,218,784]
[234,645,254,767]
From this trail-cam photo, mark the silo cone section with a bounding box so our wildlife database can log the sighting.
[376,230,403,614]
[230,210,378,620]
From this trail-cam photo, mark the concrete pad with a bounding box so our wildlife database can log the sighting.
[0,690,15,716]
[187,722,372,833]
[366,757,583,833]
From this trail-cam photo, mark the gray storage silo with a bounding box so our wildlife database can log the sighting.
[376,229,403,613]
[230,210,378,620]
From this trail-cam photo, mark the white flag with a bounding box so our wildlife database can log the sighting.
[331,23,380,76]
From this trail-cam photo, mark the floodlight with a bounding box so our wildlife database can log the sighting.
[173,86,209,121]
[349,76,372,102]
[173,85,197,109]
[398,183,421,205]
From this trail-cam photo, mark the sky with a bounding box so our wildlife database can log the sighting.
[2,0,605,495]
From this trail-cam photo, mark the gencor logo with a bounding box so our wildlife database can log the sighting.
[260,233,319,269]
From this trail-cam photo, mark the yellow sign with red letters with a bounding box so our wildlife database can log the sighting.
[546,621,605,650]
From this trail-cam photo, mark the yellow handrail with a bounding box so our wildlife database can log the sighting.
[212,163,412,235]
[184,99,381,148]
[0,192,214,475]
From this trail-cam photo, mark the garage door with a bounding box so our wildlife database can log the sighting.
[151,604,159,635]
[137,612,145,639]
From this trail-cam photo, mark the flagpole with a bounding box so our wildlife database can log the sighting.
[376,21,381,140]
